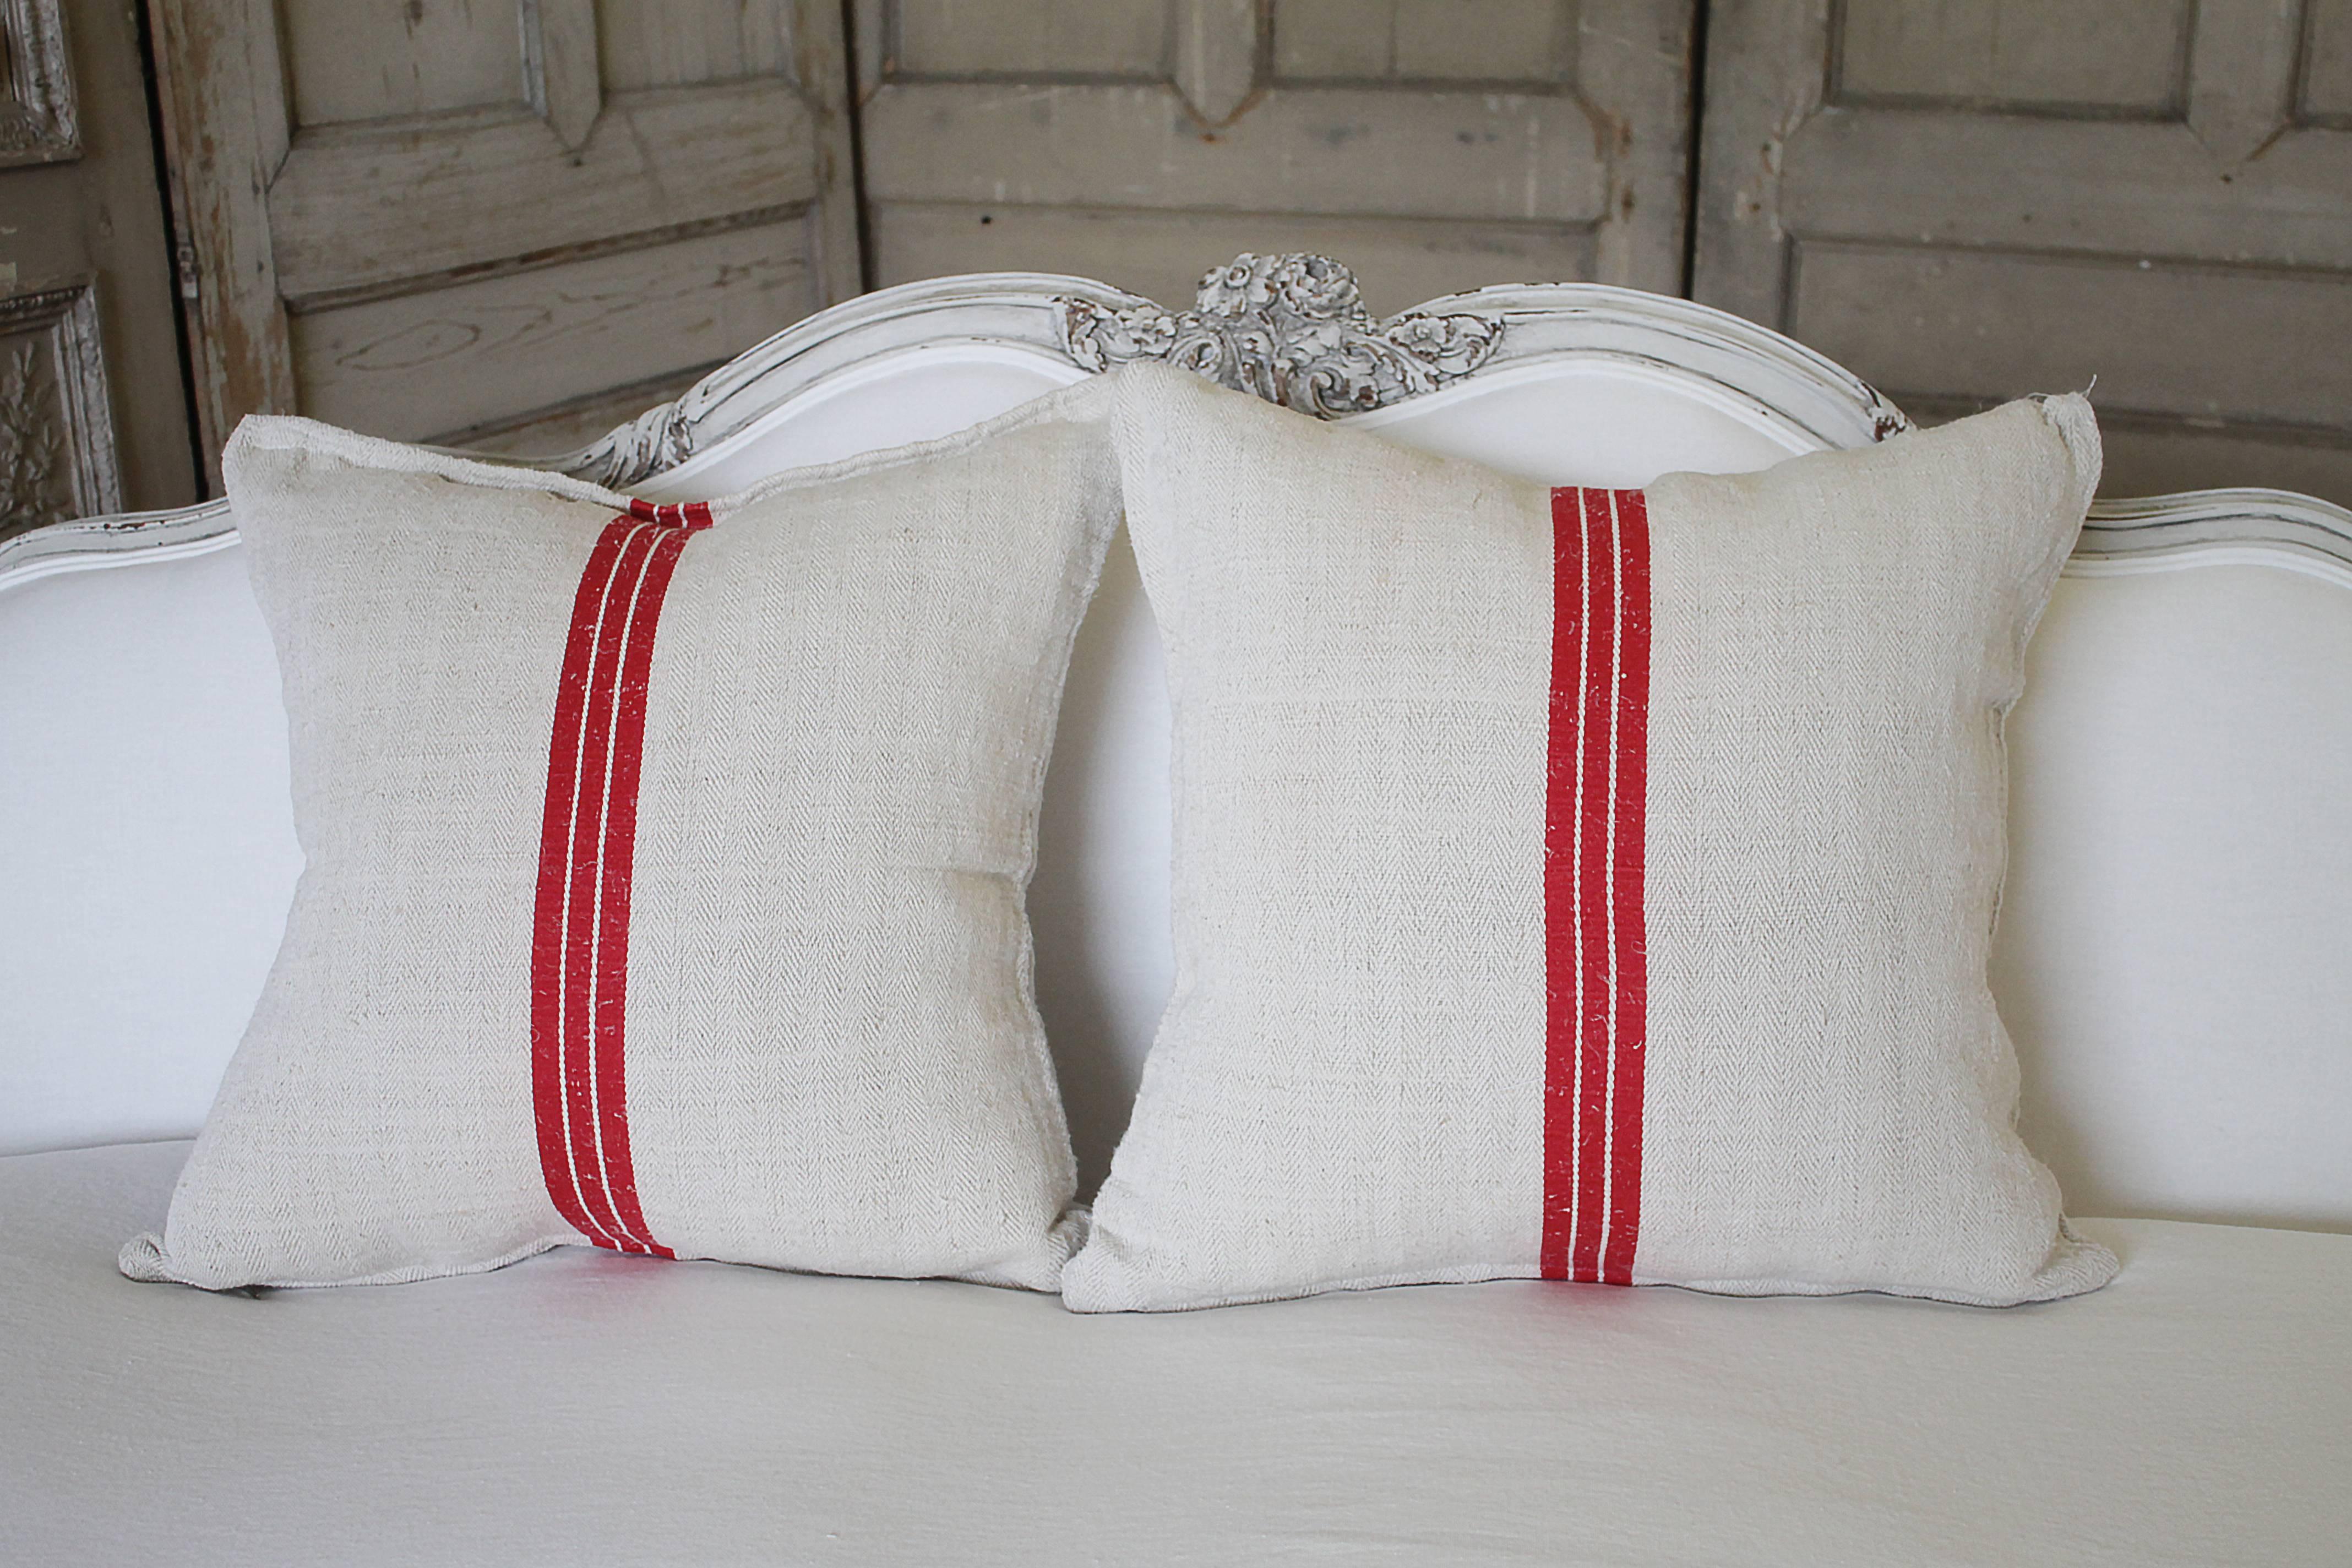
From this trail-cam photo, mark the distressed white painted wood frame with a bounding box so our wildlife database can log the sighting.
[9,255,2348,587]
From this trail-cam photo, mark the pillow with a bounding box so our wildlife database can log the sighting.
[1063,362,2120,1312]
[124,380,1118,1291]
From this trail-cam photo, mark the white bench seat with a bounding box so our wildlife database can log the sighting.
[6,1139,2343,1566]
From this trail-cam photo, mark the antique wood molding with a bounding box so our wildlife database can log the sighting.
[0,281,123,531]
[2075,489,2352,591]
[7,255,2346,593]
[0,0,78,166]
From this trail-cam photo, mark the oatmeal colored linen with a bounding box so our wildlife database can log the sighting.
[125,382,1119,1292]
[1071,365,2111,1310]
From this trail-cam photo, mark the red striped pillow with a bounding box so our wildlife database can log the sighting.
[124,384,1118,1291]
[1063,363,2119,1311]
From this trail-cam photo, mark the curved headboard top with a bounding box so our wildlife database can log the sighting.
[13,253,2348,587]
[5,254,2349,1233]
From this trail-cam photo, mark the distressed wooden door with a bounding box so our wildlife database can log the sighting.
[0,0,195,536]
[150,0,859,479]
[851,0,1696,312]
[1692,0,2352,503]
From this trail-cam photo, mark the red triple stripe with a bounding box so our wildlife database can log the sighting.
[529,497,713,1256]
[1540,487,1651,1286]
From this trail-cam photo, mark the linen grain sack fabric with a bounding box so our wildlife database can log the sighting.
[123,379,1121,1291]
[1062,362,2120,1313]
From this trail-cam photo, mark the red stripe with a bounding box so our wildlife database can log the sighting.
[1540,489,1586,1280]
[1602,491,1651,1286]
[588,514,705,1256]
[562,524,661,1251]
[531,524,633,1248]
[1540,488,1650,1285]
[529,499,711,1256]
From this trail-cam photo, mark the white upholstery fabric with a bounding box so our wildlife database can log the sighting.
[8,1140,2345,1566]
[1997,565,2352,1230]
[126,388,1119,1291]
[1070,366,2112,1310]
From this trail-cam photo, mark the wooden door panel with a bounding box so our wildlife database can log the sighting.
[894,0,1166,75]
[1694,0,2352,504]
[269,80,826,300]
[2313,0,2352,115]
[869,83,1604,221]
[155,0,856,477]
[1834,0,2191,110]
[869,205,1598,317]
[597,0,805,89]
[0,0,196,536]
[291,218,820,443]
[857,0,1694,310]
[284,0,532,124]
[1789,244,2352,428]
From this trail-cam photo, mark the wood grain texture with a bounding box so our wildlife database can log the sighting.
[531,0,603,150]
[145,0,298,487]
[1907,394,2352,506]
[595,0,797,90]
[292,219,817,442]
[1779,110,2352,267]
[2309,0,2352,121]
[284,0,526,127]
[1789,241,2352,427]
[1834,0,2190,113]
[860,0,1689,296]
[153,0,856,462]
[1274,0,1575,83]
[862,81,1606,221]
[271,81,821,302]
[1173,0,1259,123]
[894,0,1166,78]
[2185,0,2303,165]
[872,202,1596,309]
[1694,0,2352,502]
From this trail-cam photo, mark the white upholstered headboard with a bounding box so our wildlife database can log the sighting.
[4,257,2347,1233]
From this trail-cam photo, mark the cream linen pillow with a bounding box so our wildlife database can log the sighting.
[125,380,1118,1291]
[1063,362,2120,1312]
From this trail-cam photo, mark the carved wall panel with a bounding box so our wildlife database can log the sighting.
[0,0,78,165]
[0,284,122,538]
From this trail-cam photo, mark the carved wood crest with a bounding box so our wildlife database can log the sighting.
[1058,253,1502,417]
[566,398,699,492]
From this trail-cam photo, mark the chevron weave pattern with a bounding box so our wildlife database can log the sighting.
[124,384,1120,1291]
[1065,363,2120,1313]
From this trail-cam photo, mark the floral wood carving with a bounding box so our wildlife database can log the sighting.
[0,344,65,528]
[1058,253,1502,418]
[0,282,123,538]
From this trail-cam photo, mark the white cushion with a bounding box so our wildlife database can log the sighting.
[124,385,1119,1290]
[9,1140,2345,1565]
[1068,364,2115,1310]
